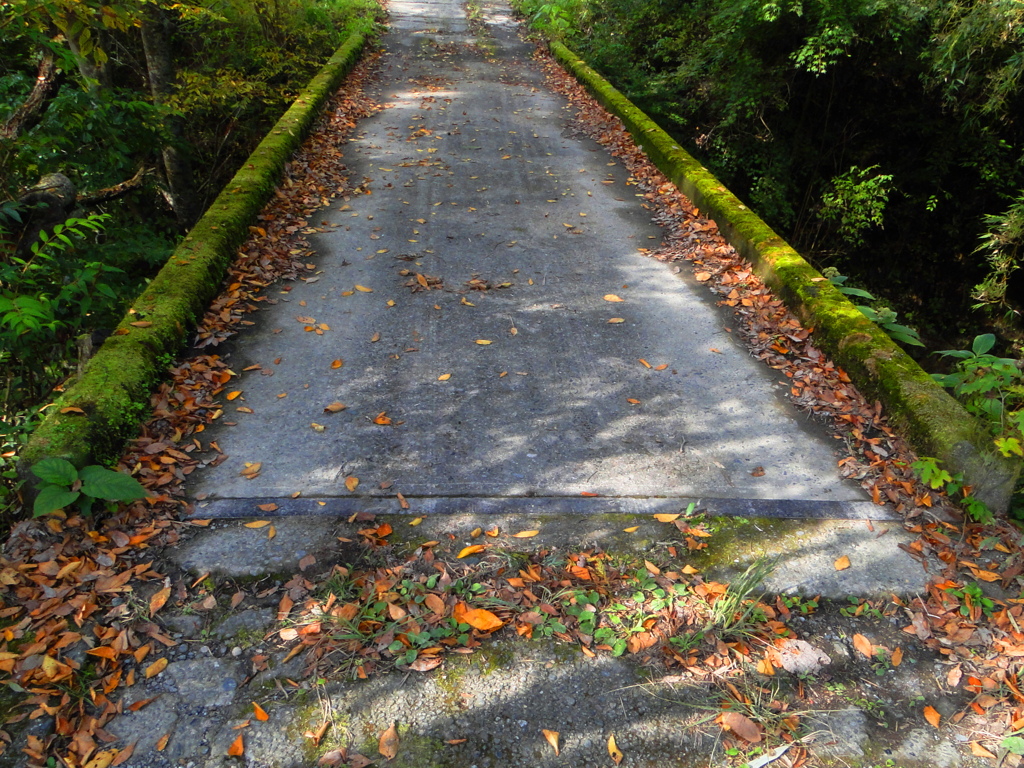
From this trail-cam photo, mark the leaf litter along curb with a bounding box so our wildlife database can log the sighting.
[532,42,1024,761]
[0,53,384,767]
[0,30,1020,768]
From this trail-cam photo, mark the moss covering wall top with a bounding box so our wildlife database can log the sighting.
[549,41,1019,513]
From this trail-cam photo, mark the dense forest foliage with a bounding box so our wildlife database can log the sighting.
[0,0,381,514]
[520,0,1024,353]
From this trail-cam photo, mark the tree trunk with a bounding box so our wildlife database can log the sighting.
[0,50,62,141]
[140,3,199,230]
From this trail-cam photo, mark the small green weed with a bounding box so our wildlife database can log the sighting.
[29,457,147,517]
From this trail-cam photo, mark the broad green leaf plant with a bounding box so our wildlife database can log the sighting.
[30,457,146,517]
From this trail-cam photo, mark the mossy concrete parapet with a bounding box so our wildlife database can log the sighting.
[550,41,1020,513]
[19,30,370,476]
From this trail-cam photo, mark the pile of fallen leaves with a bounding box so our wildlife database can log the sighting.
[0,54,383,767]
[533,43,1024,761]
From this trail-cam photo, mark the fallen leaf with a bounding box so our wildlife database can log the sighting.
[750,466,766,477]
[923,705,941,728]
[457,544,486,558]
[156,734,170,751]
[371,332,381,342]
[654,363,669,370]
[253,702,269,721]
[470,527,482,538]
[834,555,851,571]
[267,525,276,539]
[397,492,410,510]
[226,391,242,401]
[257,503,279,512]
[461,608,504,631]
[331,359,344,369]
[355,285,373,292]
[145,657,168,678]
[409,655,444,672]
[60,406,86,414]
[373,412,392,425]
[484,526,500,537]
[653,513,680,522]
[311,422,325,432]
[245,520,272,528]
[299,554,317,571]
[970,742,997,759]
[719,711,762,743]
[379,723,399,761]
[542,729,560,756]
[695,271,712,281]
[853,633,874,658]
[512,530,539,538]
[150,586,171,616]
[324,402,347,413]
[228,733,244,757]
[623,526,639,532]
[638,358,651,368]
[345,476,359,492]
[475,339,492,345]
[438,373,452,381]
[608,733,623,765]
[891,647,903,667]
[603,294,625,302]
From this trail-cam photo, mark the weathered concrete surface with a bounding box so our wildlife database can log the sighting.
[186,0,870,515]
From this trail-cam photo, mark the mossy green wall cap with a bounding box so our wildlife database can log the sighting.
[19,30,369,481]
[549,40,1019,513]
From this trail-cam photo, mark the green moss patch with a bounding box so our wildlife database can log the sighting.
[550,41,1019,512]
[19,31,370,478]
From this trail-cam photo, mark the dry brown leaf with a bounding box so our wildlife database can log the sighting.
[397,492,410,510]
[834,555,851,571]
[695,271,712,281]
[852,633,874,658]
[409,656,444,672]
[111,743,136,766]
[542,729,560,756]
[970,742,997,758]
[257,503,278,512]
[461,608,504,632]
[607,733,623,765]
[719,711,762,743]
[155,733,169,751]
[145,657,168,679]
[512,530,539,538]
[324,402,347,413]
[149,586,171,616]
[923,705,941,728]
[227,733,244,757]
[299,554,317,571]
[379,723,399,761]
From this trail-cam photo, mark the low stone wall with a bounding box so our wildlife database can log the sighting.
[19,30,370,476]
[550,41,1020,513]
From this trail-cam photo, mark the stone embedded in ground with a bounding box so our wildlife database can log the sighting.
[212,607,274,641]
[895,727,964,768]
[805,708,869,758]
[167,657,244,708]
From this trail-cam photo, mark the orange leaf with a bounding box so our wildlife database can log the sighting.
[623,526,639,533]
[461,608,503,632]
[252,701,269,721]
[145,658,168,679]
[244,520,271,528]
[378,723,399,760]
[511,530,539,538]
[719,711,762,743]
[607,317,625,323]
[155,734,169,751]
[833,555,851,571]
[542,729,560,756]
[638,358,651,368]
[653,513,680,522]
[970,742,997,759]
[923,705,941,728]
[695,271,712,281]
[324,402,347,413]
[457,544,486,559]
[226,391,242,401]
[603,294,625,302]
[345,476,359,492]
[149,586,171,616]
[891,647,903,667]
[331,359,343,369]
[852,633,874,658]
[227,733,244,757]
[654,363,668,370]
